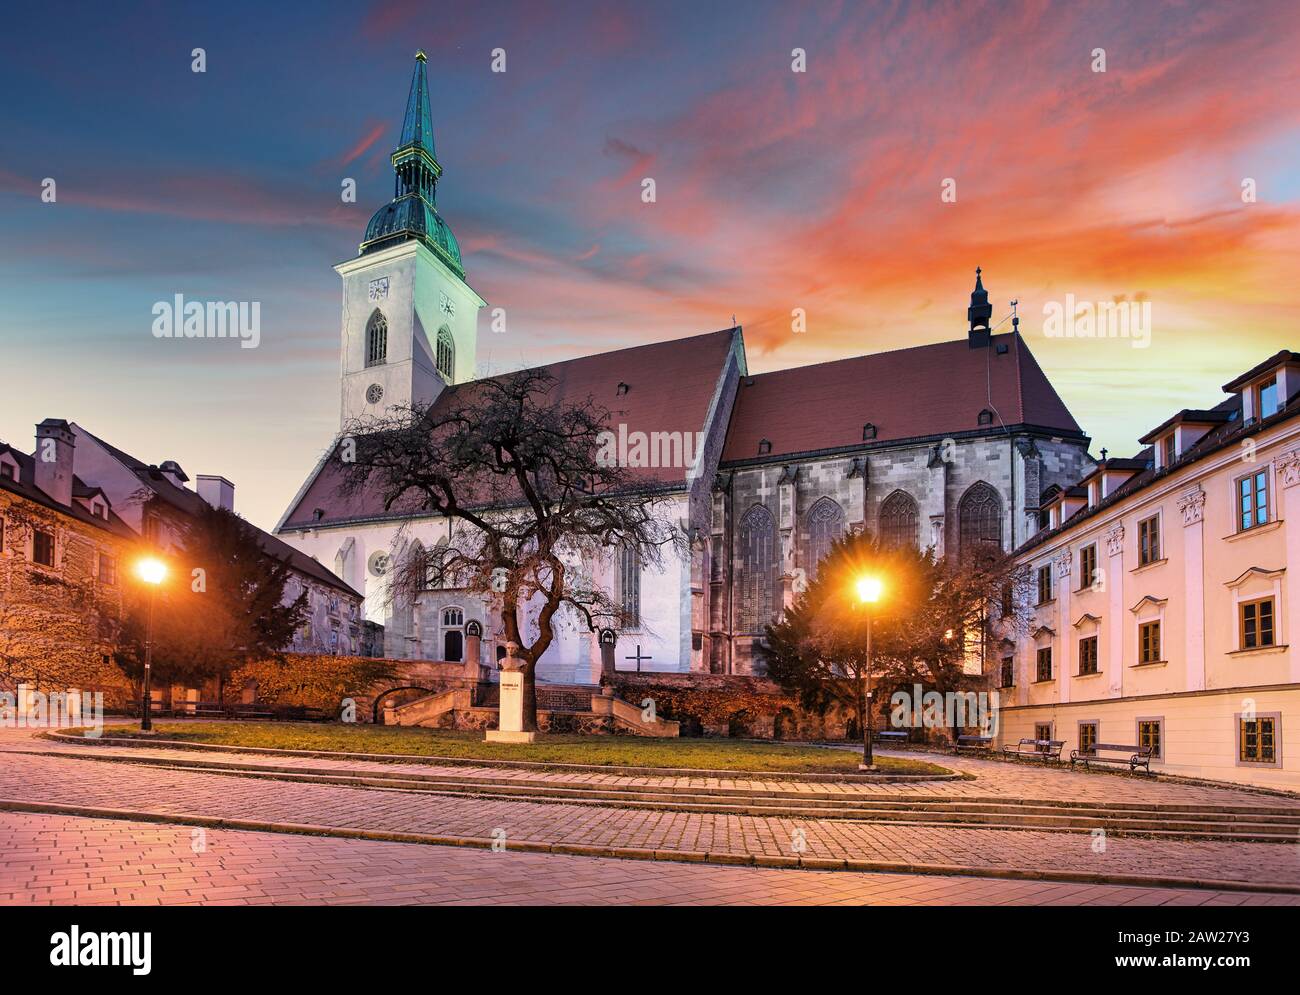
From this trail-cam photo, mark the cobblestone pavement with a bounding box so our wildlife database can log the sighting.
[5,725,1298,810]
[3,812,1295,906]
[2,750,1298,888]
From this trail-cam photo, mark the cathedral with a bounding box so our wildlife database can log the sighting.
[276,53,1094,683]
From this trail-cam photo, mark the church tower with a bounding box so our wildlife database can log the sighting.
[336,51,486,428]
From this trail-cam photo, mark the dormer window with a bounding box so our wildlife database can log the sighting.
[1087,482,1099,506]
[312,508,325,522]
[758,438,772,456]
[91,500,106,519]
[862,423,877,441]
[1257,376,1280,420]
[616,382,630,396]
[977,409,994,426]
[1161,434,1176,468]
[0,461,14,481]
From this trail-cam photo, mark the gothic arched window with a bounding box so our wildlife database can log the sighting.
[738,504,777,632]
[804,497,844,580]
[958,481,1003,557]
[619,544,641,625]
[878,490,919,549]
[365,310,387,367]
[436,325,455,381]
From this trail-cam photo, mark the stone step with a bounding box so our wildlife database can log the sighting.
[68,749,1300,817]
[103,756,1300,843]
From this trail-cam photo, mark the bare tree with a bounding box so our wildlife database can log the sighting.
[338,369,682,730]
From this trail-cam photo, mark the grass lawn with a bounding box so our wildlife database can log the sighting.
[82,722,953,776]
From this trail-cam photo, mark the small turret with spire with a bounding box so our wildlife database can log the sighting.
[968,266,993,348]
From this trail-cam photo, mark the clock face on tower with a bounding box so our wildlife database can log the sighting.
[368,278,389,302]
[438,291,455,318]
[366,383,384,404]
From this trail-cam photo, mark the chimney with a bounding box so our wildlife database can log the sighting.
[196,474,235,512]
[34,419,75,506]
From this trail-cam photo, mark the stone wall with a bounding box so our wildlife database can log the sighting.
[712,429,1093,675]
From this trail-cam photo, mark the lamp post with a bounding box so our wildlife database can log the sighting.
[855,575,883,771]
[135,557,167,732]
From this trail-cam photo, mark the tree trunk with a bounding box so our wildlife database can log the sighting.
[520,662,538,732]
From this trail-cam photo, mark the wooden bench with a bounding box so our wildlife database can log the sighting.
[954,734,994,754]
[873,730,909,745]
[1070,743,1153,774]
[169,701,274,720]
[1002,738,1065,762]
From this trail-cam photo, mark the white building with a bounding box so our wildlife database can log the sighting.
[1003,350,1300,789]
[277,53,1092,684]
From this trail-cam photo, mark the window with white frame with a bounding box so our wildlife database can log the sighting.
[1035,564,1053,605]
[1137,514,1161,565]
[1078,635,1099,675]
[1228,568,1284,654]
[1078,544,1097,590]
[1257,376,1280,420]
[1035,645,1053,682]
[1139,619,1161,663]
[1235,469,1269,532]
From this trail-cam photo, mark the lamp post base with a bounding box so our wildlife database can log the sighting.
[858,763,878,772]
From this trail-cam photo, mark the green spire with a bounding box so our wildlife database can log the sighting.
[358,50,463,275]
[398,49,436,161]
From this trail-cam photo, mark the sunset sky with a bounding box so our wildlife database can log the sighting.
[2,0,1298,530]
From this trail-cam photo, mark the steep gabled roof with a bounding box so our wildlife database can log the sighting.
[279,327,741,531]
[720,332,1083,463]
[0,443,136,540]
[75,428,360,597]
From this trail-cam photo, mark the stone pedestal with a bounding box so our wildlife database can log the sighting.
[485,649,536,743]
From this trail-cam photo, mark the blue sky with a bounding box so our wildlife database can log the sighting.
[2,0,1298,528]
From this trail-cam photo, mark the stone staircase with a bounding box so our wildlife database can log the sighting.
[386,683,680,737]
[81,752,1300,843]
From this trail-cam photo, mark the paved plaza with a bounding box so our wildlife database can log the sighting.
[1,724,1298,905]
[4,812,1296,907]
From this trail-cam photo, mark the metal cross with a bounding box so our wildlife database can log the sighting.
[625,644,652,672]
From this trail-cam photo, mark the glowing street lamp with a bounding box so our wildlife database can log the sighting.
[135,557,167,732]
[856,576,883,605]
[855,574,884,771]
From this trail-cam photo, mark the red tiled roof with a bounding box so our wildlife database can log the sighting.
[721,333,1081,463]
[280,328,740,530]
[73,428,361,598]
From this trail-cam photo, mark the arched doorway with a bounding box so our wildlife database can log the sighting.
[441,607,464,662]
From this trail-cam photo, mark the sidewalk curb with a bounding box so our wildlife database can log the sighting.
[3,797,1297,895]
[43,731,962,783]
